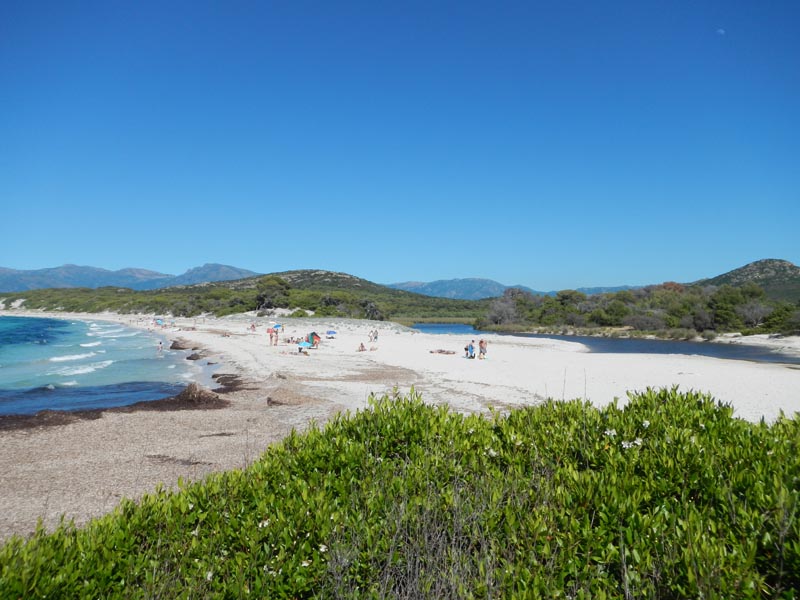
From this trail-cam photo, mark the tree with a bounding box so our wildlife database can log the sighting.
[710,285,745,331]
[255,276,291,310]
[361,300,384,321]
[556,290,586,307]
[692,308,714,332]
[736,301,773,328]
[623,314,666,331]
[486,295,518,325]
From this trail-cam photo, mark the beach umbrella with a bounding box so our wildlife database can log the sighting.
[274,324,282,329]
[298,341,313,348]
[326,330,337,335]
[156,319,164,326]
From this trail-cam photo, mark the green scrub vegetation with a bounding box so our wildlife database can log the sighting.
[2,388,798,598]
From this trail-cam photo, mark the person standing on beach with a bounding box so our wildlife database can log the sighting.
[478,339,487,359]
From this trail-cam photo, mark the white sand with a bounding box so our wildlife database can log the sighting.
[1,308,799,541]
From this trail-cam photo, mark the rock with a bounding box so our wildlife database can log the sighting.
[172,383,221,405]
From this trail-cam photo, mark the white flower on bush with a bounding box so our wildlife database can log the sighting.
[301,560,311,567]
[642,420,650,429]
[604,429,616,437]
[486,447,498,458]
[621,438,643,450]
[258,519,270,529]
[206,570,213,582]
[319,544,328,553]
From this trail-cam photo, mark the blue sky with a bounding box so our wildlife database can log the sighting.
[1,1,798,290]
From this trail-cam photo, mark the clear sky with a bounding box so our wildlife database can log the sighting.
[1,1,798,290]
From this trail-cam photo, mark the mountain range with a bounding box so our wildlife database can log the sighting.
[1,259,798,303]
[387,279,635,300]
[0,264,260,292]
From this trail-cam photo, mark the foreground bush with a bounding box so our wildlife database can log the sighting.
[1,388,798,598]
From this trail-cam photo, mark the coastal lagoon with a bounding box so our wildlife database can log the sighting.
[413,323,800,365]
[0,316,201,415]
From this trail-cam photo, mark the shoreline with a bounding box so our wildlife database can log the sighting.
[479,324,800,356]
[1,308,799,542]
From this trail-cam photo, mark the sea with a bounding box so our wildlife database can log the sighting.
[412,323,800,365]
[0,316,205,416]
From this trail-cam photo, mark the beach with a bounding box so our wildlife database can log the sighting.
[1,309,799,542]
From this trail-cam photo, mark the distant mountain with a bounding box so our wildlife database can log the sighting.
[387,278,635,300]
[694,259,800,302]
[388,278,526,300]
[0,263,260,292]
[137,264,261,289]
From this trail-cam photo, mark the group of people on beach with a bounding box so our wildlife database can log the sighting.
[465,339,488,360]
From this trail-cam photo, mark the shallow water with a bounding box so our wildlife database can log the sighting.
[0,316,201,415]
[412,323,800,365]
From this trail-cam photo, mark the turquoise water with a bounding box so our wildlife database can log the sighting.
[0,316,200,415]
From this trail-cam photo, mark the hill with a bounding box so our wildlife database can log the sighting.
[695,259,800,302]
[0,269,487,322]
[388,278,635,300]
[0,263,260,292]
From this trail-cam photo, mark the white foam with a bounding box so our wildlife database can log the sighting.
[60,380,79,387]
[50,352,96,362]
[94,328,126,337]
[167,364,176,369]
[53,360,114,376]
[80,341,102,348]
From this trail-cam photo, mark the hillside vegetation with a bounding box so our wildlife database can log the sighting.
[696,259,800,304]
[479,280,800,337]
[1,389,798,598]
[0,270,487,323]
[2,262,798,336]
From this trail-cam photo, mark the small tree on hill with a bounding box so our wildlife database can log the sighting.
[736,301,773,328]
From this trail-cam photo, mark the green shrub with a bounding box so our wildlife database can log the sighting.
[1,389,798,598]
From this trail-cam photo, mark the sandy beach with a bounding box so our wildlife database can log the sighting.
[1,309,799,542]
